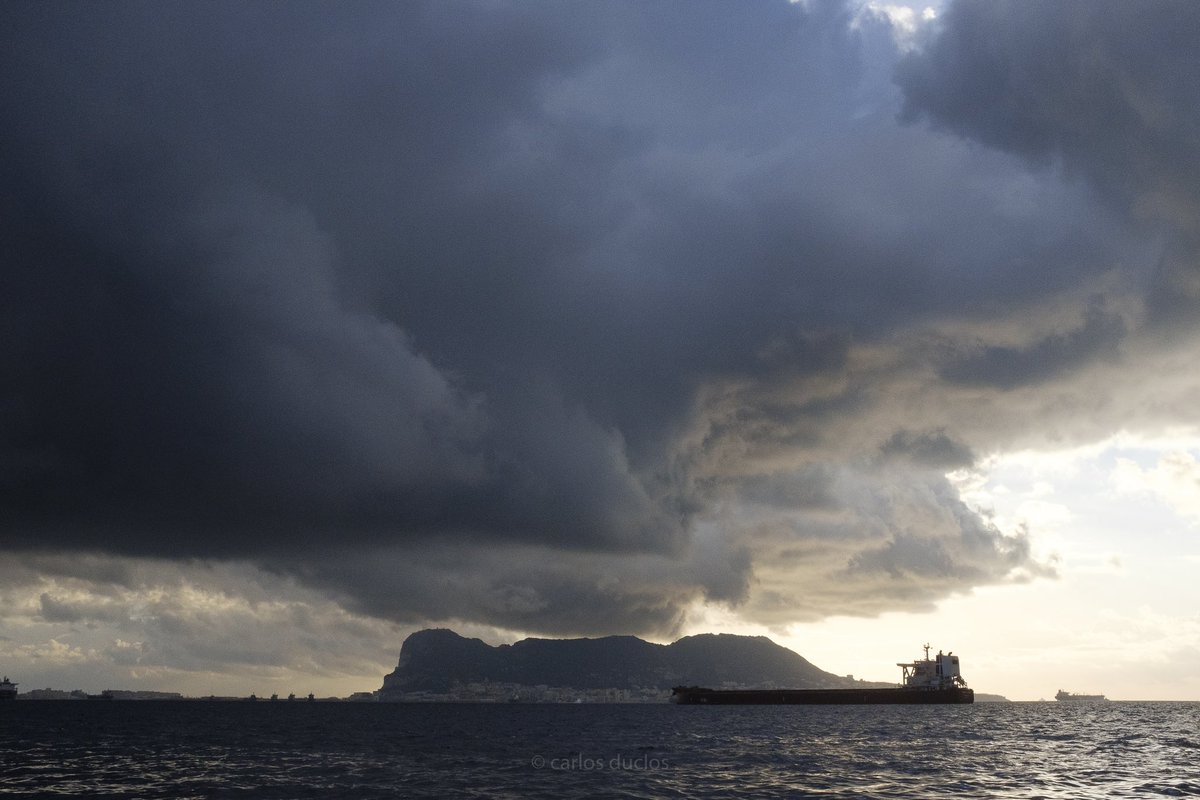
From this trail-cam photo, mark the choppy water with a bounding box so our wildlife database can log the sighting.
[2,701,1198,798]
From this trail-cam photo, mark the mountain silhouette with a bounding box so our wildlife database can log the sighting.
[378,628,882,696]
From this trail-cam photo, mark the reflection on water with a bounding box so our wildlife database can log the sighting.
[1,701,1197,798]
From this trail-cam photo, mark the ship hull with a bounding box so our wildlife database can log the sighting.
[671,686,974,705]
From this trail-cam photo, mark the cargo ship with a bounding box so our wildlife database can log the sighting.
[0,677,17,701]
[1054,689,1107,702]
[671,645,974,704]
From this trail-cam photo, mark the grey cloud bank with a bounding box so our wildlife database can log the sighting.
[3,0,1197,665]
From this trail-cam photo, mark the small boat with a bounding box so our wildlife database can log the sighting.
[1055,689,1107,702]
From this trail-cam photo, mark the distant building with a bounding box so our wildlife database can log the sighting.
[22,688,76,700]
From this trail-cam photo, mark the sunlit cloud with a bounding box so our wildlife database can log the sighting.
[1112,450,1200,526]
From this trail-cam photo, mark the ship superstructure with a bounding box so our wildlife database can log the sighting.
[898,645,968,690]
[0,677,17,700]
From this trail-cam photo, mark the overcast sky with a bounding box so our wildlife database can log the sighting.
[3,0,1199,700]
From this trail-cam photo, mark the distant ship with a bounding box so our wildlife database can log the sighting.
[1055,689,1107,702]
[0,677,17,700]
[671,645,974,705]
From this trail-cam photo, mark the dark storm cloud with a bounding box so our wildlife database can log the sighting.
[297,546,701,637]
[939,298,1127,389]
[0,1,882,558]
[729,468,1052,625]
[732,467,840,511]
[897,0,1200,209]
[8,0,1182,640]
[0,1,685,557]
[897,0,1200,320]
[38,592,127,625]
[880,429,975,469]
[844,482,1034,581]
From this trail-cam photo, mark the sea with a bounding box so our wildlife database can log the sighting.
[2,701,1198,799]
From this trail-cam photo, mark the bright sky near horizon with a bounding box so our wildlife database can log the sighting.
[3,0,1199,701]
[682,430,1200,701]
